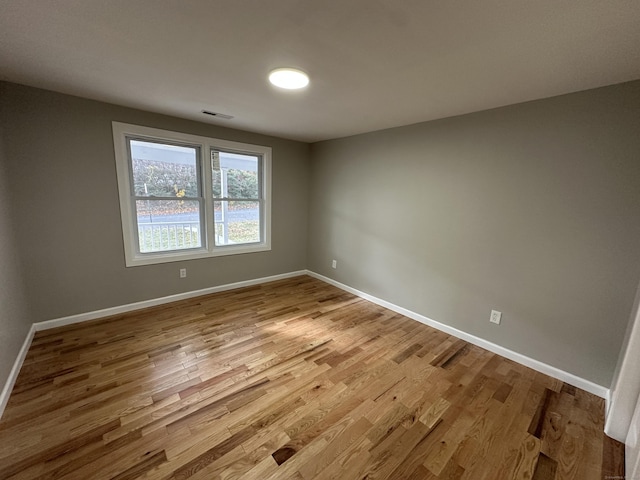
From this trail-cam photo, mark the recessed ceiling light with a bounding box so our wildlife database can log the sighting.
[268,68,309,90]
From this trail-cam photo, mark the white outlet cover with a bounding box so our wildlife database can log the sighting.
[490,310,502,324]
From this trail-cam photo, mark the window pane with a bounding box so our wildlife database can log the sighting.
[214,201,260,245]
[131,140,199,197]
[136,200,201,252]
[212,150,259,199]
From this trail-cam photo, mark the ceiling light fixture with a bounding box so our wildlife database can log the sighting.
[268,68,309,90]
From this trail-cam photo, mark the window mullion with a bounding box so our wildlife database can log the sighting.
[202,143,215,252]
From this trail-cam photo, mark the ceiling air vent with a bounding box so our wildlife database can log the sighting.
[201,110,234,120]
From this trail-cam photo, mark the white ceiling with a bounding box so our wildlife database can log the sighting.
[1,1,639,142]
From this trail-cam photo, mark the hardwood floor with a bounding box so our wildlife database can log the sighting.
[0,275,624,479]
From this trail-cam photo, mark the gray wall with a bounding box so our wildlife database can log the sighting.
[3,80,640,389]
[308,81,640,387]
[0,107,32,388]
[0,82,310,322]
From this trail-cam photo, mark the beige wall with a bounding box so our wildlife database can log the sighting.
[0,106,32,388]
[308,81,640,387]
[0,82,310,322]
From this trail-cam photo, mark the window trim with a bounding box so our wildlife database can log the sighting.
[112,122,271,267]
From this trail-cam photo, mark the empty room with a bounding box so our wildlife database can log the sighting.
[1,1,640,479]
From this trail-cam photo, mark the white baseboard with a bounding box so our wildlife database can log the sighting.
[0,268,608,422]
[306,270,609,399]
[0,270,306,420]
[34,270,307,332]
[0,324,36,419]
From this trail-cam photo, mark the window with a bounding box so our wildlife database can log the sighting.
[112,122,271,266]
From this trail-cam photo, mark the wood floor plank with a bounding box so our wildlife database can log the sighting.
[0,275,620,479]
[532,453,559,480]
[602,434,625,479]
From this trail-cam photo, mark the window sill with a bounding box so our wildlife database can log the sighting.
[125,243,271,267]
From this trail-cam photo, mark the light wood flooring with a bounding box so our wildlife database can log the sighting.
[0,275,624,479]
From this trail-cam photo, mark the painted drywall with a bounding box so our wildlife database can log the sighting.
[308,81,640,387]
[0,108,32,389]
[0,82,310,321]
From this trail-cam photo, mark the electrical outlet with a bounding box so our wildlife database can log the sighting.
[490,310,502,325]
[180,268,187,278]
[332,259,337,269]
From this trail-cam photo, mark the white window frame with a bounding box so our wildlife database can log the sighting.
[112,122,271,267]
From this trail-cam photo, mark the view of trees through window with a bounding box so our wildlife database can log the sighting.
[130,141,261,250]
[211,151,261,245]
[212,169,259,200]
